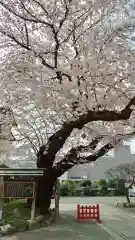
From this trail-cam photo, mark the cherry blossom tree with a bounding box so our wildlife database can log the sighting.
[106,162,135,203]
[0,0,135,214]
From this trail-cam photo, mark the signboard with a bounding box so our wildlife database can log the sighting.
[2,181,35,199]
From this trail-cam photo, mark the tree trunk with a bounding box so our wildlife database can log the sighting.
[35,174,55,215]
[26,172,56,214]
[125,188,130,204]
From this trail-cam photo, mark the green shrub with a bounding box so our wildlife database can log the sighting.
[81,180,92,187]
[90,190,99,196]
[107,178,117,189]
[115,178,125,196]
[60,182,70,196]
[100,186,108,196]
[65,179,75,186]
[91,182,99,190]
[83,188,99,196]
[83,187,91,196]
[67,180,76,196]
[99,188,108,196]
[75,189,82,196]
[70,189,76,196]
[96,179,108,196]
[98,179,107,186]
[107,177,125,196]
[60,180,76,196]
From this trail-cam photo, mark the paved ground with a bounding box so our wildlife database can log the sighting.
[51,197,135,240]
[51,196,124,210]
[53,196,127,206]
[2,213,115,240]
[2,197,135,240]
[101,204,135,240]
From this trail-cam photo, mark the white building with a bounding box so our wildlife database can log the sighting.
[60,145,135,181]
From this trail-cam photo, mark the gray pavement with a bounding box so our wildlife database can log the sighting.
[51,197,135,240]
[2,213,115,240]
[54,196,127,206]
[101,204,135,240]
[2,197,135,240]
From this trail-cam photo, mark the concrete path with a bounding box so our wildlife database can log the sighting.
[2,197,135,240]
[2,213,114,240]
[100,204,135,240]
[54,196,126,206]
[51,203,135,240]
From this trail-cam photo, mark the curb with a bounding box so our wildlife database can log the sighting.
[98,223,129,240]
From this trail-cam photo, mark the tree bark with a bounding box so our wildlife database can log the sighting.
[35,149,61,215]
[125,188,130,204]
[35,172,55,215]
[26,171,56,214]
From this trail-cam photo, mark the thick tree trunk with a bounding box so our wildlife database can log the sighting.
[35,142,61,215]
[26,172,55,214]
[35,172,55,215]
[125,188,130,204]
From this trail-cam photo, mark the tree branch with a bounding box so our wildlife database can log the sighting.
[54,137,121,177]
[128,177,135,190]
[84,139,121,163]
[38,96,135,168]
[14,114,42,148]
[0,29,56,70]
[72,23,79,57]
[24,22,29,48]
[38,54,55,70]
[58,0,71,30]
[0,1,53,28]
[0,29,31,51]
[0,0,71,83]
[32,0,50,19]
[52,29,59,68]
[16,128,38,155]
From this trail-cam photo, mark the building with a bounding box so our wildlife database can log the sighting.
[0,164,9,168]
[60,145,135,181]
